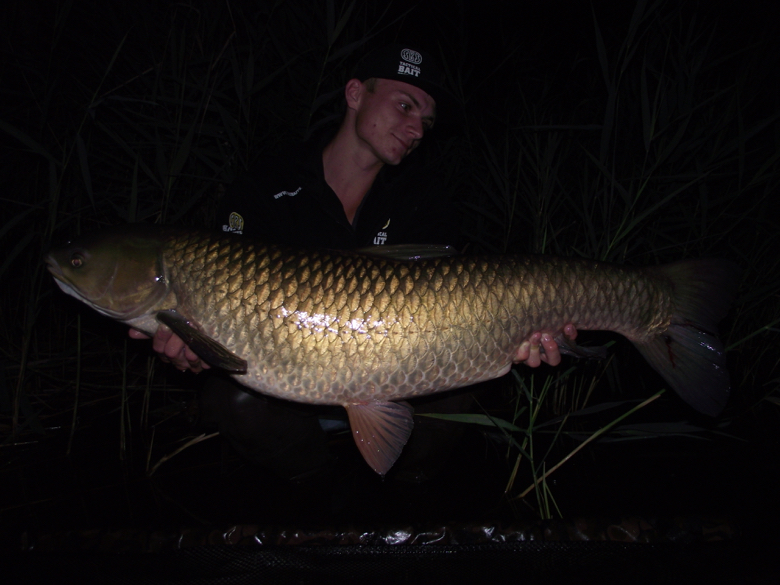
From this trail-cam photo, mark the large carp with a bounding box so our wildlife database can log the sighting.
[46,224,740,475]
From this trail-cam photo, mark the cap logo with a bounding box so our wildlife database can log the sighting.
[400,49,422,64]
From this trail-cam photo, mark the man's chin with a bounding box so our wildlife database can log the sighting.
[385,148,416,166]
[380,154,405,166]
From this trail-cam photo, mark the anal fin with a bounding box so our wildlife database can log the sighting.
[344,401,414,476]
[552,332,609,359]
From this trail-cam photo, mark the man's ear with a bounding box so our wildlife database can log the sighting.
[344,78,363,112]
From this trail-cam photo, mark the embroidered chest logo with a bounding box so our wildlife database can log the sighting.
[373,218,391,245]
[273,187,302,199]
[223,212,244,234]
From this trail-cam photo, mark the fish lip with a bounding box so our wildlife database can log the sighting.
[43,256,84,303]
[44,254,58,271]
[45,254,64,278]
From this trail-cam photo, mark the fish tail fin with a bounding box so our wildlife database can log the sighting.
[634,259,741,416]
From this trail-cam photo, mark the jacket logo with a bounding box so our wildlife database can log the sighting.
[374,219,390,245]
[223,212,244,234]
[273,187,302,199]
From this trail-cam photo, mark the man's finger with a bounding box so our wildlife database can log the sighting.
[525,342,542,368]
[152,326,174,354]
[514,341,531,364]
[184,346,210,372]
[128,329,150,340]
[539,333,561,367]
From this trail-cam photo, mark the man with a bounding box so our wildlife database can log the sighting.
[130,44,575,480]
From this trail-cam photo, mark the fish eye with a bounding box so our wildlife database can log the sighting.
[71,254,85,268]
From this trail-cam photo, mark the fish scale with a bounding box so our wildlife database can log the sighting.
[47,224,739,474]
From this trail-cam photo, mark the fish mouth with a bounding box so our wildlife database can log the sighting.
[44,256,87,303]
[45,254,129,320]
[45,255,75,294]
[45,255,73,293]
[45,254,63,277]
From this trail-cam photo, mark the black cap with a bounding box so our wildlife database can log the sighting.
[354,44,459,124]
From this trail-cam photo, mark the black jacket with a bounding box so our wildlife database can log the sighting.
[216,136,459,250]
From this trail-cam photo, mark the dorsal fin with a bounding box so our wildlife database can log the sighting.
[353,244,458,261]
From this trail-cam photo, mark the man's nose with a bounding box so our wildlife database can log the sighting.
[407,117,424,140]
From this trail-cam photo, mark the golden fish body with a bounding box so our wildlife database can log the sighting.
[166,235,668,403]
[46,225,739,474]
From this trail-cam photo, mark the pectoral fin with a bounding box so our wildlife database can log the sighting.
[552,333,609,359]
[156,310,248,373]
[344,401,414,476]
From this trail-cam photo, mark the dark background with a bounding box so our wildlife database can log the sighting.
[1,2,779,576]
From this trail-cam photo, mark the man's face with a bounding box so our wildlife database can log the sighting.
[353,78,437,166]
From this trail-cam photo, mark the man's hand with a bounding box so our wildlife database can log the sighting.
[514,323,577,368]
[128,327,210,373]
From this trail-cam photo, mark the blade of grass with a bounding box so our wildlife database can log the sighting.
[514,389,665,500]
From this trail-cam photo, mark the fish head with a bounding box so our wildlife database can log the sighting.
[46,225,171,321]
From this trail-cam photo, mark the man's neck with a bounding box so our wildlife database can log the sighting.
[322,124,384,224]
